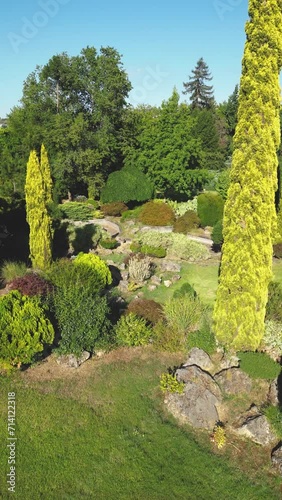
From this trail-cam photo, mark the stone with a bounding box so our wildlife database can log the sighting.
[148,285,156,291]
[150,275,162,285]
[56,351,90,368]
[268,380,279,406]
[118,280,129,292]
[271,443,282,474]
[159,260,181,273]
[183,348,214,372]
[235,415,276,446]
[165,365,222,430]
[171,274,181,282]
[164,280,172,288]
[215,368,253,395]
[218,353,240,371]
[119,263,126,271]
[121,271,129,281]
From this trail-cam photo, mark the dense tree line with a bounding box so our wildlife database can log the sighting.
[0,48,241,204]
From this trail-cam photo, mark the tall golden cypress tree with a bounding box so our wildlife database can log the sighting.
[213,0,282,351]
[25,147,53,269]
[40,144,52,206]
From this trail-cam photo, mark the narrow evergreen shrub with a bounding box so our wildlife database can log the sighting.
[0,290,54,367]
[211,219,223,246]
[197,192,224,227]
[266,281,282,322]
[1,261,28,283]
[126,298,163,325]
[59,202,94,221]
[101,202,128,216]
[115,313,152,346]
[173,210,200,234]
[138,201,175,226]
[238,351,281,380]
[9,273,53,297]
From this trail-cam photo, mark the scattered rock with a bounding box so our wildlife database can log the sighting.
[159,261,181,273]
[268,380,280,406]
[171,274,181,282]
[271,443,282,474]
[215,368,253,395]
[119,263,126,271]
[95,350,106,358]
[165,365,222,430]
[56,351,90,368]
[235,414,276,446]
[118,280,129,292]
[148,285,156,291]
[164,280,172,288]
[121,271,129,281]
[150,275,162,285]
[183,348,214,372]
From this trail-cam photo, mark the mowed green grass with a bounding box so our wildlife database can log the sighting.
[0,351,281,499]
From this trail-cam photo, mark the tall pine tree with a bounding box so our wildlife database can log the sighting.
[183,58,214,109]
[25,146,53,269]
[213,0,282,351]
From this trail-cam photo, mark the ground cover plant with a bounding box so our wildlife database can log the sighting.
[0,351,281,498]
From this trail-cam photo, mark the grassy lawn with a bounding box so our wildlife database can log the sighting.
[0,349,281,499]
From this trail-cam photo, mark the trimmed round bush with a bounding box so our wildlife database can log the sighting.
[73,252,112,288]
[173,210,200,234]
[197,192,224,227]
[101,202,128,216]
[126,299,163,325]
[140,245,166,258]
[138,201,175,226]
[237,351,281,380]
[99,238,119,250]
[115,313,152,346]
[173,282,197,299]
[0,290,54,367]
[101,165,154,204]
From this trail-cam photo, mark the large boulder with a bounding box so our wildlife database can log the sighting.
[271,443,282,474]
[235,414,276,446]
[183,348,214,372]
[165,365,222,430]
[56,351,90,368]
[215,368,253,395]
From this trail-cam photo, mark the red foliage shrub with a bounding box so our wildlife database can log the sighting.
[173,210,200,234]
[126,298,163,325]
[10,273,54,297]
[138,201,175,226]
[101,202,128,216]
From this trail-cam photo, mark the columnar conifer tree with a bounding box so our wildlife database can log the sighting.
[213,0,282,351]
[25,146,53,269]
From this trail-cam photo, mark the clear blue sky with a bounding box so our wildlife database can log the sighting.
[0,0,250,117]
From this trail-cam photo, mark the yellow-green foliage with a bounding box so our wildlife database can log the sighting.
[25,147,53,269]
[159,373,184,394]
[0,290,54,367]
[213,0,282,351]
[40,144,52,206]
[212,424,226,449]
[73,252,112,288]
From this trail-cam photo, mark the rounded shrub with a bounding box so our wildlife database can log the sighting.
[59,202,94,221]
[197,192,224,227]
[126,298,163,325]
[101,202,128,217]
[99,238,118,250]
[0,290,54,367]
[140,245,166,258]
[9,272,54,297]
[101,165,154,204]
[173,210,200,234]
[173,282,197,299]
[115,313,152,346]
[237,351,281,380]
[73,252,112,289]
[138,201,175,226]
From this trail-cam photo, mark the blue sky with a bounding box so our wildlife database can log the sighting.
[0,0,249,117]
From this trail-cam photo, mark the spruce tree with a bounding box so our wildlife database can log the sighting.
[183,58,214,109]
[213,0,282,351]
[25,147,53,269]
